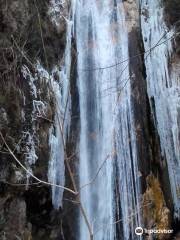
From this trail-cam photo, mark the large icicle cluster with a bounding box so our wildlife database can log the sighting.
[47,5,73,208]
[141,0,180,218]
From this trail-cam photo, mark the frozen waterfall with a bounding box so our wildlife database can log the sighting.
[141,0,180,218]
[75,0,141,239]
[48,0,180,237]
[48,15,73,209]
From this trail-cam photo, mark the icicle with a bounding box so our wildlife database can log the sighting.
[47,1,73,209]
[141,0,180,218]
[48,0,68,26]
[48,124,65,209]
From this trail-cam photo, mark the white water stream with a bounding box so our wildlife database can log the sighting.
[75,1,141,239]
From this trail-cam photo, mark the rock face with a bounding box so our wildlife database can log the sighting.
[0,0,71,239]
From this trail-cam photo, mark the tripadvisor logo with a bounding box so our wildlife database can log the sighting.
[135,227,143,236]
[135,227,173,236]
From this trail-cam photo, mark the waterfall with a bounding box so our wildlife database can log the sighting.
[75,0,141,239]
[48,0,180,237]
[141,0,180,218]
[48,14,73,209]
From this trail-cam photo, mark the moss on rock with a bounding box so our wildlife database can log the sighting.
[143,174,172,240]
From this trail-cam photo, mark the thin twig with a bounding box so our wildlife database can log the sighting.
[94,202,152,236]
[11,35,34,68]
[34,0,49,70]
[80,154,111,190]
[0,180,41,187]
[80,31,180,72]
[0,132,78,195]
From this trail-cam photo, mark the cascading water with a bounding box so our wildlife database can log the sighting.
[75,0,141,239]
[141,0,180,218]
[48,0,179,238]
[48,12,73,209]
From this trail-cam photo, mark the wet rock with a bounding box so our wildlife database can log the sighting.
[0,197,31,240]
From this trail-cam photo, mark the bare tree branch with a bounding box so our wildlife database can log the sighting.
[0,132,78,195]
[34,0,49,70]
[80,154,111,190]
[11,35,35,68]
[80,30,180,71]
[93,202,152,236]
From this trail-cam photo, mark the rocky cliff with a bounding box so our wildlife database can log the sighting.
[0,0,74,239]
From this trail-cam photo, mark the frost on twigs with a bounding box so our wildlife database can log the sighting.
[21,63,51,186]
[48,0,70,27]
[22,65,37,98]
